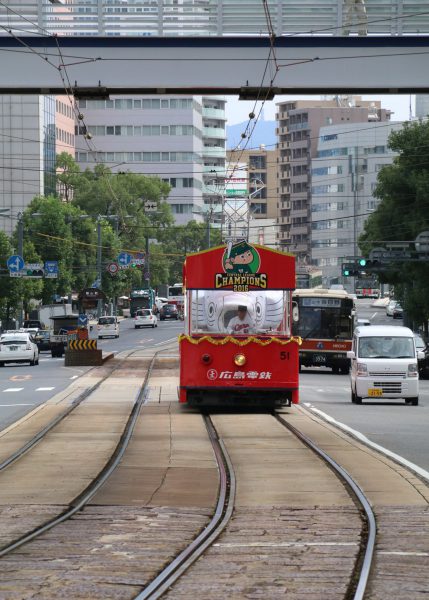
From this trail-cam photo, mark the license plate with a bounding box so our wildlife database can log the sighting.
[368,388,383,397]
[314,354,326,363]
[9,346,18,351]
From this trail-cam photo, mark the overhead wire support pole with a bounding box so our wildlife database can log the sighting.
[96,215,102,318]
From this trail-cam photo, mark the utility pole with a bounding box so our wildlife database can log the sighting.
[145,236,150,290]
[97,216,102,318]
[17,212,24,326]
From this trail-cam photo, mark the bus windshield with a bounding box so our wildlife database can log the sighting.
[189,290,291,336]
[293,296,354,340]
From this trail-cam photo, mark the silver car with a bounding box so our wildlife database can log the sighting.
[0,332,39,366]
[386,300,397,317]
[134,309,158,329]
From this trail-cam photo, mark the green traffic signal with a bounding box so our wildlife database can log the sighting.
[359,258,367,267]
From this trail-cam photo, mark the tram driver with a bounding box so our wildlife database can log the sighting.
[227,305,255,335]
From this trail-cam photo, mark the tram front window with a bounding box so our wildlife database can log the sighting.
[190,290,291,335]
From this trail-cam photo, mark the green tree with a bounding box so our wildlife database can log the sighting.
[360,120,429,331]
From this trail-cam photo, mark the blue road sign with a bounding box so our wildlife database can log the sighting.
[45,260,58,279]
[118,252,132,266]
[78,314,88,327]
[7,254,24,272]
[45,260,58,273]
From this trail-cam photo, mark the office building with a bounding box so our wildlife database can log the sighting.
[276,97,391,266]
[75,95,226,224]
[311,121,403,287]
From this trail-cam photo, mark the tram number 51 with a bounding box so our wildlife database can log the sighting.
[280,351,289,360]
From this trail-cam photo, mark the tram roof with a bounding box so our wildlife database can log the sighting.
[184,244,295,290]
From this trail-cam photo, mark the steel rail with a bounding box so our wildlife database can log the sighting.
[0,344,176,558]
[274,413,376,600]
[135,414,236,600]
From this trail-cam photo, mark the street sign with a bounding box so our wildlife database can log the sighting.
[106,262,119,275]
[415,231,429,253]
[144,200,157,212]
[23,263,44,278]
[118,252,132,266]
[91,279,101,288]
[7,254,24,272]
[44,260,58,278]
[78,313,88,327]
[130,251,145,267]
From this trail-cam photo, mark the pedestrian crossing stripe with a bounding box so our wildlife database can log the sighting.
[68,339,97,350]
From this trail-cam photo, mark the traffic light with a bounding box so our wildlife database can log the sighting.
[358,258,367,267]
[342,263,357,277]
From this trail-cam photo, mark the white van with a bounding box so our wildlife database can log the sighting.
[347,325,423,405]
[97,316,119,339]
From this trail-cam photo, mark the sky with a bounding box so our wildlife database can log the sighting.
[225,94,415,125]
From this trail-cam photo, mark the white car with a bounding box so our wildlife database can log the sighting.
[386,300,397,316]
[134,309,158,328]
[0,332,39,366]
[97,316,119,339]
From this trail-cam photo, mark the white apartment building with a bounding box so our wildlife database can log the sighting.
[75,95,226,224]
[311,121,403,288]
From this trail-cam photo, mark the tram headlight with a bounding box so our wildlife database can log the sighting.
[201,353,212,365]
[234,353,246,367]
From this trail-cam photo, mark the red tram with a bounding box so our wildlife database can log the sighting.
[179,242,301,408]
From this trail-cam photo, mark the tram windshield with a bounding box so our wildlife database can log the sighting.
[189,290,291,336]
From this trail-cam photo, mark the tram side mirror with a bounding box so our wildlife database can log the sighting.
[347,351,355,359]
[351,309,356,317]
[292,302,299,323]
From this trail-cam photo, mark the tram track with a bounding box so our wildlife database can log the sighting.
[0,344,175,558]
[274,412,375,600]
[135,411,369,600]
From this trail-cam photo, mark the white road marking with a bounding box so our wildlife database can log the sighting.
[36,387,55,391]
[70,375,78,380]
[153,338,177,346]
[0,403,34,406]
[3,388,24,393]
[214,542,358,548]
[306,405,429,483]
[379,551,429,557]
[370,312,377,320]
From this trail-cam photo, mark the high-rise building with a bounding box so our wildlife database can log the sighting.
[311,121,402,288]
[0,94,75,234]
[276,97,391,265]
[415,96,429,120]
[75,95,226,224]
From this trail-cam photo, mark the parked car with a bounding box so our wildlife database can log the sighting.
[34,330,52,352]
[386,300,397,316]
[134,309,158,328]
[355,318,371,328]
[414,333,429,378]
[0,331,39,366]
[160,304,178,320]
[97,316,119,339]
[392,303,404,319]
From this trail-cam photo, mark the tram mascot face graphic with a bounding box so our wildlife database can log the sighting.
[223,241,260,275]
[193,290,284,334]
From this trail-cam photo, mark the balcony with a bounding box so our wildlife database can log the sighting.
[280,216,291,225]
[202,107,226,120]
[278,231,291,241]
[203,127,226,139]
[280,201,291,210]
[202,146,226,158]
[203,165,226,176]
